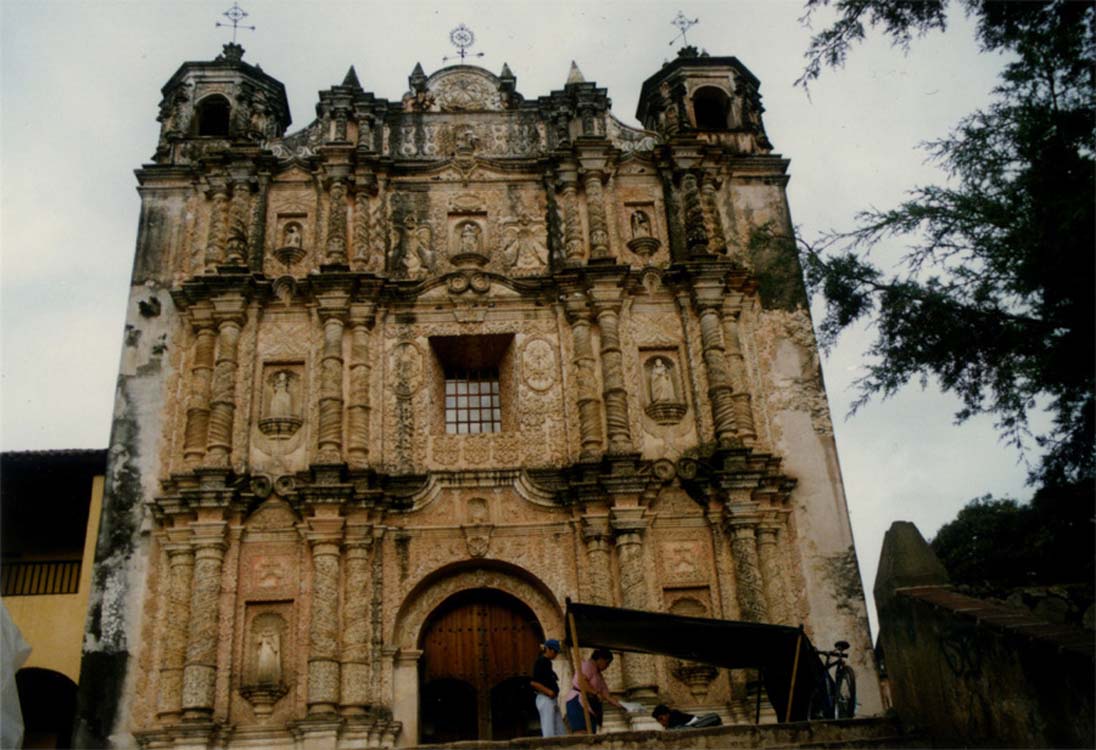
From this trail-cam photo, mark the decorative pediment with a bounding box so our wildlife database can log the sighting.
[413,66,509,112]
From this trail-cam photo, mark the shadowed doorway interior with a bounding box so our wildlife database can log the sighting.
[419,588,543,742]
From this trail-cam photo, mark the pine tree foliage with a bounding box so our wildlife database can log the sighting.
[795,0,1095,485]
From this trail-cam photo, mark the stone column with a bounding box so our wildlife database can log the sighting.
[692,280,738,448]
[707,515,740,621]
[756,523,790,625]
[183,315,216,466]
[345,306,373,469]
[225,178,251,266]
[612,511,656,697]
[583,171,611,261]
[392,649,423,746]
[157,530,194,720]
[305,519,344,715]
[352,185,371,268]
[563,290,604,460]
[181,521,228,720]
[248,175,269,271]
[680,171,710,257]
[559,169,584,263]
[325,180,349,266]
[317,295,348,465]
[340,525,372,715]
[581,518,613,606]
[592,299,633,454]
[728,521,768,623]
[722,309,757,445]
[206,301,246,468]
[701,174,726,254]
[204,182,229,270]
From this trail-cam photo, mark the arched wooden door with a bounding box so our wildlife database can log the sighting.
[419,588,543,742]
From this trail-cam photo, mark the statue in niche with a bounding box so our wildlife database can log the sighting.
[459,222,481,255]
[283,223,302,248]
[631,210,652,239]
[268,371,294,418]
[650,358,675,403]
[255,629,282,684]
[502,213,548,270]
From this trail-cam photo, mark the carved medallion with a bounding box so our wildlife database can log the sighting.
[521,338,556,391]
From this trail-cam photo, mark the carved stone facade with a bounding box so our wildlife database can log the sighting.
[76,45,881,750]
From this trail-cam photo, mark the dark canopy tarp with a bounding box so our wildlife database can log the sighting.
[563,600,825,722]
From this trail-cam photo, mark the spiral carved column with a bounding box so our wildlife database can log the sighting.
[757,525,790,625]
[224,179,250,265]
[693,290,738,448]
[722,311,757,445]
[680,172,709,256]
[204,185,230,271]
[317,310,346,464]
[306,524,343,715]
[340,529,372,715]
[594,304,633,454]
[728,522,768,623]
[701,174,726,254]
[181,523,227,720]
[582,522,613,606]
[561,180,584,263]
[183,319,216,466]
[614,521,656,697]
[345,311,372,468]
[205,309,245,468]
[563,291,604,460]
[156,533,194,720]
[584,171,611,261]
[325,180,348,265]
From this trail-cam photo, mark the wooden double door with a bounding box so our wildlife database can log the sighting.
[419,589,543,742]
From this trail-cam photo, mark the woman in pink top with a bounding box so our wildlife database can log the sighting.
[564,648,624,734]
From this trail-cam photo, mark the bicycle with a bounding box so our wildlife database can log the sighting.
[808,640,857,720]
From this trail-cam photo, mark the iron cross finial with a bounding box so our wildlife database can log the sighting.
[444,24,485,64]
[669,11,699,47]
[216,3,255,44]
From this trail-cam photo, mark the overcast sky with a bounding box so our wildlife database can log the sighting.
[0,0,1036,635]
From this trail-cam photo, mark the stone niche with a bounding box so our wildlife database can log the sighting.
[257,364,304,440]
[239,605,293,719]
[641,352,687,425]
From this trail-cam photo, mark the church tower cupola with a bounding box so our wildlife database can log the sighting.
[154,43,290,163]
[636,47,771,153]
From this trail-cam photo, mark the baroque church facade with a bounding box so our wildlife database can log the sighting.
[75,41,880,748]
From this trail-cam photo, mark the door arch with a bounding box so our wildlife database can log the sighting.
[418,588,543,742]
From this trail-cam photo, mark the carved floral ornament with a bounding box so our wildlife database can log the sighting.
[429,69,503,112]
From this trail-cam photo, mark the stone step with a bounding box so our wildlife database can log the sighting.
[408,716,917,750]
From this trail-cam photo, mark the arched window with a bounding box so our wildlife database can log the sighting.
[195,95,231,136]
[692,86,731,130]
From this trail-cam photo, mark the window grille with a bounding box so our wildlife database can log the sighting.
[1,559,81,596]
[445,369,502,434]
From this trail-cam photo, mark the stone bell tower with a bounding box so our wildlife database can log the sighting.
[75,40,880,749]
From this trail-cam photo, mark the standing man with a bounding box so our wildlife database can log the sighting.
[530,639,566,737]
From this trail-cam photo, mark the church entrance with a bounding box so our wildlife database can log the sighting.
[418,588,543,743]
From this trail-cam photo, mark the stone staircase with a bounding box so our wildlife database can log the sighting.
[407,717,923,749]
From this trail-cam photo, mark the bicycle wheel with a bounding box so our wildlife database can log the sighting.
[834,665,856,718]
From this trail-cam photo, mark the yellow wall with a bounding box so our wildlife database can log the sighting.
[6,475,104,683]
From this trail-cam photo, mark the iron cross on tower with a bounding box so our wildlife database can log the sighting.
[216,2,255,44]
[444,24,485,63]
[669,11,699,47]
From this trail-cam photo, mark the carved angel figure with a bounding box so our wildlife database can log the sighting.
[502,214,548,270]
[396,216,435,277]
[650,358,675,403]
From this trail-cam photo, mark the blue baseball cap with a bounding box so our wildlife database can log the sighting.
[544,639,561,652]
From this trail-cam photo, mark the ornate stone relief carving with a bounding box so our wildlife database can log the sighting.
[500,205,548,273]
[391,213,436,278]
[606,114,660,154]
[520,338,556,392]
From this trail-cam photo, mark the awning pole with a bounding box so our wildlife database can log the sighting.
[567,611,593,733]
[754,670,763,724]
[785,629,804,722]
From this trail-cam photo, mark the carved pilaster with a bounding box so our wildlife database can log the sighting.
[352,186,371,269]
[756,524,790,625]
[181,521,227,720]
[612,510,656,697]
[206,301,246,468]
[581,519,613,606]
[693,280,738,448]
[722,310,757,445]
[325,181,349,266]
[583,171,611,261]
[340,526,372,715]
[728,522,767,623]
[563,290,604,459]
[681,172,709,257]
[317,294,348,464]
[204,184,229,270]
[248,175,269,271]
[708,516,740,621]
[591,296,633,454]
[346,305,374,468]
[701,174,726,254]
[304,519,344,715]
[369,529,385,708]
[557,167,585,264]
[157,532,194,720]
[183,313,216,466]
[225,179,251,266]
